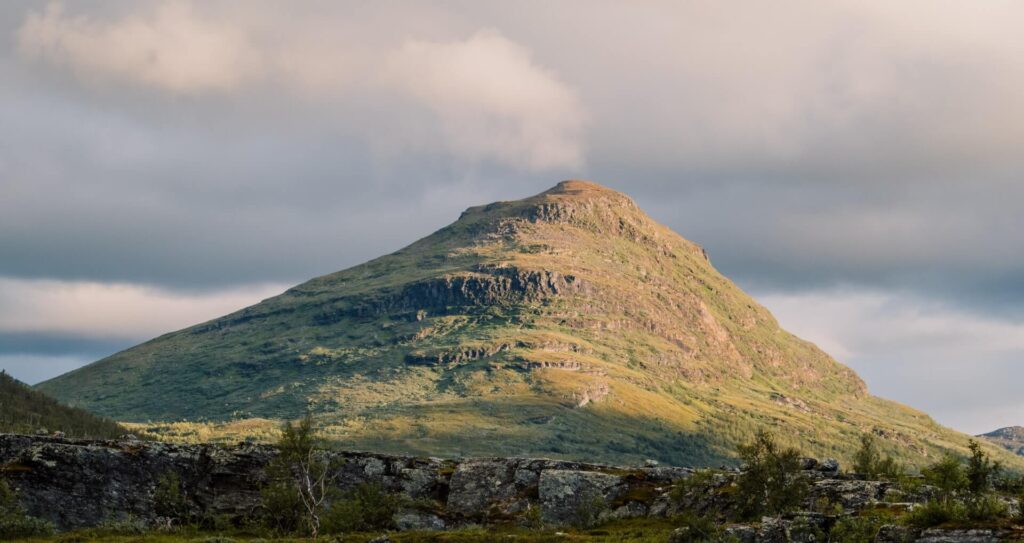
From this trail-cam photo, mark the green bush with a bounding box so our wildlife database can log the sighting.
[830,514,887,543]
[903,500,967,528]
[259,413,343,537]
[921,454,967,498]
[964,495,1008,522]
[259,480,306,535]
[153,471,190,522]
[668,511,720,542]
[0,479,55,539]
[965,440,1001,495]
[321,483,399,533]
[733,430,809,519]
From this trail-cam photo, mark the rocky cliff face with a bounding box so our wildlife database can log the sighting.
[0,433,693,530]
[4,434,1022,542]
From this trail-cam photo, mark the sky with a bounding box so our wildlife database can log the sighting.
[1,1,1023,435]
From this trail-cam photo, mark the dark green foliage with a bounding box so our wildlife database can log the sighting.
[965,439,1001,495]
[853,434,904,481]
[321,483,399,533]
[259,479,305,535]
[0,370,124,439]
[733,430,809,519]
[964,495,1008,521]
[668,512,720,542]
[829,511,895,543]
[903,499,967,528]
[153,472,190,522]
[0,479,55,539]
[921,454,968,498]
[904,441,1012,528]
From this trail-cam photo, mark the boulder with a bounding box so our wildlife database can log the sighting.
[538,469,624,526]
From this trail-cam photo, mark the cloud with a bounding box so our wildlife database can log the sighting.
[0,277,286,339]
[15,4,585,171]
[386,30,585,170]
[759,288,1024,434]
[17,2,261,94]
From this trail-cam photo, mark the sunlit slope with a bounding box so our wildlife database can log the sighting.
[38,180,1022,469]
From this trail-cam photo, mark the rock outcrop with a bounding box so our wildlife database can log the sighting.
[4,434,1024,542]
[0,434,691,530]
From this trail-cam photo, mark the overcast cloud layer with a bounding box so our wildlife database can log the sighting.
[1,1,1022,434]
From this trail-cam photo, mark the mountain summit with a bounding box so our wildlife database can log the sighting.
[38,181,1019,467]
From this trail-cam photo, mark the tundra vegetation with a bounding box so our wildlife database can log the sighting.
[3,425,1024,542]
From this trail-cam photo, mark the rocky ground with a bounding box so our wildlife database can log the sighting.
[2,434,1022,542]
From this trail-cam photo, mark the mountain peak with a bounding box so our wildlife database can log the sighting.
[40,180,1019,471]
[457,179,647,241]
[543,179,622,196]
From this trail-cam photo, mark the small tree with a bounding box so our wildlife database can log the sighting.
[153,471,190,524]
[922,453,967,500]
[263,413,341,539]
[964,439,1001,495]
[734,430,809,519]
[853,433,903,481]
[853,434,881,477]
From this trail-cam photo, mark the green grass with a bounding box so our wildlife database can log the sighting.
[35,180,1024,471]
[12,517,680,543]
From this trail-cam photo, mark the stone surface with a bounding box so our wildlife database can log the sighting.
[538,469,624,525]
[0,434,687,530]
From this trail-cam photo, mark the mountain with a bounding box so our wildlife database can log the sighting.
[0,370,125,438]
[980,426,1024,456]
[37,180,1022,468]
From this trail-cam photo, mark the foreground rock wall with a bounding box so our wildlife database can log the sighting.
[0,434,693,530]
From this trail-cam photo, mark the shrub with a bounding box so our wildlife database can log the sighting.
[733,430,809,519]
[965,440,1001,495]
[921,454,967,498]
[153,471,190,522]
[853,434,904,481]
[669,511,720,542]
[830,512,895,543]
[321,483,399,533]
[964,495,1008,522]
[259,413,343,538]
[903,500,967,528]
[0,479,55,539]
[259,480,305,535]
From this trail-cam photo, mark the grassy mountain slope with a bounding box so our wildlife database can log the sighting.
[37,181,1022,469]
[0,371,125,438]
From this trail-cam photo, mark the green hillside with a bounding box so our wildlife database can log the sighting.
[36,180,1023,469]
[0,370,124,438]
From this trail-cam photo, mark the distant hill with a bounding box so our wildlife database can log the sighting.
[37,180,1024,469]
[0,370,125,439]
[979,426,1024,456]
